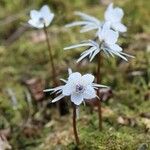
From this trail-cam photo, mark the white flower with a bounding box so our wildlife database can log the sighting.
[98,22,133,61]
[44,70,107,106]
[104,3,127,33]
[28,5,54,29]
[65,11,101,33]
[64,23,133,62]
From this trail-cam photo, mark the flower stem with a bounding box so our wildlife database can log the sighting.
[96,52,102,131]
[73,104,80,145]
[43,26,57,86]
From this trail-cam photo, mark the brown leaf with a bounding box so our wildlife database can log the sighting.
[24,77,45,101]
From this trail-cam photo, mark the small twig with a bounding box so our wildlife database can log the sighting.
[73,104,80,145]
[5,23,29,45]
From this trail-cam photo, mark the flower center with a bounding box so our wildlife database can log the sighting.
[39,17,45,24]
[76,84,85,93]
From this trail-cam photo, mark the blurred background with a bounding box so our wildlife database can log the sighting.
[0,0,150,149]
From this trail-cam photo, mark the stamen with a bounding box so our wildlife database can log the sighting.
[76,84,85,93]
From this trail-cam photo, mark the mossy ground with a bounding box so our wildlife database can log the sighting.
[0,0,150,149]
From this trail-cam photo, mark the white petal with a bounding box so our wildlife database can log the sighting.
[99,22,119,44]
[81,74,94,86]
[80,24,98,33]
[40,5,50,14]
[112,22,127,32]
[105,29,119,44]
[92,83,108,88]
[30,10,40,20]
[90,49,99,61]
[62,83,73,96]
[64,42,93,50]
[71,93,83,105]
[83,86,96,99]
[43,86,64,92]
[40,5,54,26]
[120,52,135,58]
[112,7,124,22]
[68,72,81,83]
[104,3,114,21]
[68,68,73,75]
[77,51,90,63]
[77,47,97,63]
[98,22,111,40]
[104,3,124,23]
[52,94,64,103]
[65,21,90,27]
[109,44,122,52]
[45,14,54,26]
[75,11,100,24]
[28,19,44,28]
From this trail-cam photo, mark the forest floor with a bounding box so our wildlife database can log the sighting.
[0,0,150,149]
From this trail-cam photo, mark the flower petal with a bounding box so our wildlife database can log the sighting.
[109,44,122,52]
[68,72,81,83]
[62,83,73,96]
[30,10,40,20]
[28,19,44,28]
[40,5,54,26]
[104,3,114,21]
[71,93,83,105]
[52,94,64,103]
[112,7,124,22]
[83,86,96,99]
[105,29,119,44]
[81,74,94,86]
[112,22,127,33]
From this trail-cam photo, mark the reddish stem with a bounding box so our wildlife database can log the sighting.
[43,26,57,86]
[96,52,102,130]
[73,104,80,145]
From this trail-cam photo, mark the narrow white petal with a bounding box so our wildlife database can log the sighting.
[104,3,114,21]
[68,68,73,75]
[115,53,128,61]
[119,52,135,58]
[90,49,100,61]
[92,83,108,88]
[64,42,93,50]
[43,86,63,92]
[52,94,65,103]
[80,25,98,33]
[60,78,67,83]
[65,21,90,27]
[71,93,83,105]
[75,11,100,24]
[77,51,90,63]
